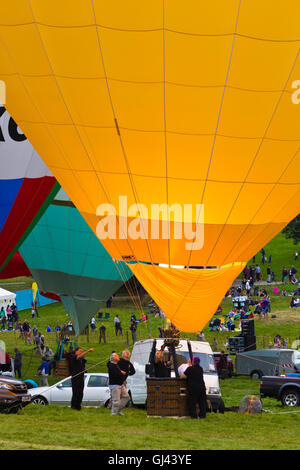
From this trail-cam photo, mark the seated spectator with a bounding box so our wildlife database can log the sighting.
[290,297,300,308]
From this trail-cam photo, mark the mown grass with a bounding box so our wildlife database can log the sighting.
[0,293,300,450]
[248,231,299,282]
[1,391,300,450]
[1,229,300,450]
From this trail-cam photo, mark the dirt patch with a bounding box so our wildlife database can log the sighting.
[260,309,300,323]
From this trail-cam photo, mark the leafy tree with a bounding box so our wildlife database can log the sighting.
[282,214,300,244]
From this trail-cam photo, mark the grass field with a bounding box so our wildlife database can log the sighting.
[1,230,300,450]
[1,291,300,451]
[248,232,299,282]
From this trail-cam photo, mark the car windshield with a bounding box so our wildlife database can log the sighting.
[161,351,216,373]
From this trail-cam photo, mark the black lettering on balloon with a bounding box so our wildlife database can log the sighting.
[0,106,6,141]
[8,117,26,142]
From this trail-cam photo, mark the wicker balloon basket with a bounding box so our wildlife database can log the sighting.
[146,378,189,417]
[53,359,70,378]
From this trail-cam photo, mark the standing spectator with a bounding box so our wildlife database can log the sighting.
[40,334,45,352]
[130,313,137,323]
[14,348,22,378]
[282,266,288,283]
[118,350,136,384]
[35,333,42,356]
[11,303,18,322]
[43,345,54,362]
[295,251,299,261]
[255,265,261,281]
[106,296,113,308]
[0,307,5,330]
[36,359,50,387]
[197,331,205,342]
[32,325,38,342]
[267,265,271,283]
[99,323,106,344]
[243,265,250,279]
[67,347,94,411]
[107,352,128,416]
[22,320,32,344]
[268,254,272,264]
[288,266,297,283]
[32,299,39,318]
[130,320,138,344]
[184,357,207,419]
[43,345,54,375]
[212,338,218,351]
[114,315,122,336]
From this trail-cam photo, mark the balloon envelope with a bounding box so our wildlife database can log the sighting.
[1,1,300,330]
[19,188,133,334]
[0,104,59,274]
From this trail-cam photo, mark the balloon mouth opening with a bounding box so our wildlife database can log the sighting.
[124,261,246,271]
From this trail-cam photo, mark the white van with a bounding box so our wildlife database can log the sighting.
[127,338,223,411]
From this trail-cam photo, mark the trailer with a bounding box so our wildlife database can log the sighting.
[235,348,300,379]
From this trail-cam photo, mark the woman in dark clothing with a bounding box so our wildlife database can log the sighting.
[154,350,171,378]
[184,357,207,419]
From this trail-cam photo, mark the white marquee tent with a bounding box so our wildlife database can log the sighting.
[0,288,16,311]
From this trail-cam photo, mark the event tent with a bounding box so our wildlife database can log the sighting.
[0,287,16,309]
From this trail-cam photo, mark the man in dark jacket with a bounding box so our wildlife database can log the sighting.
[107,353,129,416]
[118,349,136,380]
[68,346,94,410]
[184,356,207,419]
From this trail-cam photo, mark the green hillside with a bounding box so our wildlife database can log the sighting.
[245,232,299,282]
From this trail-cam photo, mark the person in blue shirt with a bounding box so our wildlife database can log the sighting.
[36,360,49,387]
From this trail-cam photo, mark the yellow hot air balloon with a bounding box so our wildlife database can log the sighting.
[0,0,299,331]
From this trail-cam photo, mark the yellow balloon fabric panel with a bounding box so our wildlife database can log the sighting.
[130,262,245,332]
[0,0,299,330]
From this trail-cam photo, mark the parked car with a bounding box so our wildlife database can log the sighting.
[0,374,31,413]
[27,373,110,407]
[28,373,110,407]
[260,373,300,407]
[213,352,234,377]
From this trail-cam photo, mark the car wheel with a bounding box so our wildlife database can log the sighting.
[281,389,300,407]
[250,370,262,380]
[104,399,111,409]
[9,405,22,414]
[32,396,48,406]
